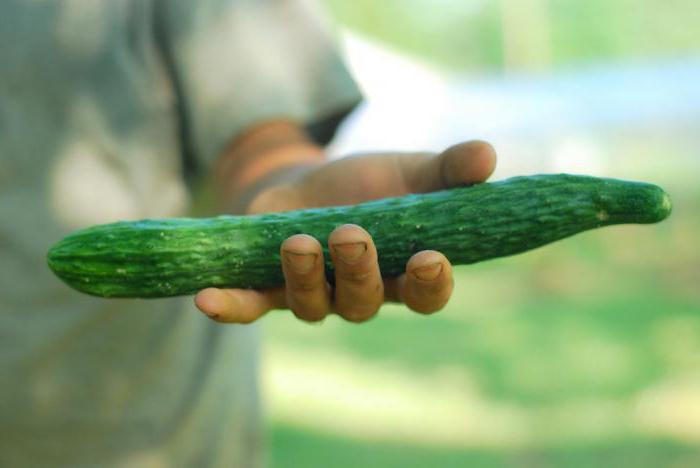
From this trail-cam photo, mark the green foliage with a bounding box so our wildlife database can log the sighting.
[548,0,700,64]
[322,0,503,71]
[322,0,700,71]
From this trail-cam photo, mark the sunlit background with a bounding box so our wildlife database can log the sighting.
[262,1,700,467]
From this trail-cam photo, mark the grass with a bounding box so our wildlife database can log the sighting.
[270,425,700,468]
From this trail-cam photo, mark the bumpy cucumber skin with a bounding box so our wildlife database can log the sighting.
[47,174,672,298]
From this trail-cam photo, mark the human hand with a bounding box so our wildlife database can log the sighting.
[195,140,497,323]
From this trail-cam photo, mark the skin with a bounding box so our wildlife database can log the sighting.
[194,120,497,324]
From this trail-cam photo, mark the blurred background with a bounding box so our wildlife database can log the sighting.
[264,1,700,467]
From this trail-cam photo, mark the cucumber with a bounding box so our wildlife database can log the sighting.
[47,174,672,298]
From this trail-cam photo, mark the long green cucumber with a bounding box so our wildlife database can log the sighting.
[47,174,672,298]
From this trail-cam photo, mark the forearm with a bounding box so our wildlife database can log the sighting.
[213,120,325,213]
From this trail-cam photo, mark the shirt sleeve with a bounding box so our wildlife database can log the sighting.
[153,0,362,176]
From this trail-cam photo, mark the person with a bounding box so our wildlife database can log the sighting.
[0,0,496,466]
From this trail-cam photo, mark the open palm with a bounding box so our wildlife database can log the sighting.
[195,140,497,323]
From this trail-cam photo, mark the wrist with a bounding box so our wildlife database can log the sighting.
[213,120,325,213]
[239,162,320,214]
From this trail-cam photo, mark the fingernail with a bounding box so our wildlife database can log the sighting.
[283,251,317,274]
[413,262,443,281]
[333,241,367,264]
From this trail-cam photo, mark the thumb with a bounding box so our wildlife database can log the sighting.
[403,140,497,193]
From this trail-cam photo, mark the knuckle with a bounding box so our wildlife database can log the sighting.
[416,282,447,296]
[413,274,452,296]
[288,280,319,294]
[287,288,330,322]
[405,282,452,315]
[408,291,451,315]
[336,303,380,323]
[336,269,372,284]
[340,312,372,323]
[291,307,327,323]
[410,302,446,315]
[289,298,328,322]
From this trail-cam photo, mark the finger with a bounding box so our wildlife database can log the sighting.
[390,250,453,314]
[329,224,384,323]
[281,234,331,322]
[400,140,497,193]
[194,287,285,324]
